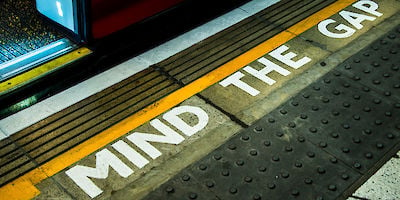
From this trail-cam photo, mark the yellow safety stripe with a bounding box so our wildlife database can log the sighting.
[0,47,92,95]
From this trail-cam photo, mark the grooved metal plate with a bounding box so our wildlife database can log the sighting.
[240,0,335,51]
[257,0,334,29]
[143,25,400,200]
[0,138,36,186]
[157,0,336,85]
[0,68,180,186]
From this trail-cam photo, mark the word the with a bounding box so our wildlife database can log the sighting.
[220,45,311,96]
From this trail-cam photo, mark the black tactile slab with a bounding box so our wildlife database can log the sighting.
[190,127,360,200]
[337,25,400,101]
[143,106,362,200]
[268,71,400,174]
[144,173,219,200]
[143,25,400,200]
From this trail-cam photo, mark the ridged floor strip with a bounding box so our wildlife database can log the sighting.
[158,0,299,70]
[0,68,180,186]
[158,0,336,84]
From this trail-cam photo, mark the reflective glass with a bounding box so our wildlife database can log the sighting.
[36,0,76,32]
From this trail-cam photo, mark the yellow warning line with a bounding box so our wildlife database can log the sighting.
[0,47,92,95]
[0,1,356,199]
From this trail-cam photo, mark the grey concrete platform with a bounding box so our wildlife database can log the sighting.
[350,151,400,200]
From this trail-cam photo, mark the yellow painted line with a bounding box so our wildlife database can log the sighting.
[0,0,356,199]
[0,47,92,95]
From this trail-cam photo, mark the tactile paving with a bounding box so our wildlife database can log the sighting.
[155,127,360,200]
[144,173,219,200]
[143,24,400,200]
[337,25,400,101]
[271,71,400,174]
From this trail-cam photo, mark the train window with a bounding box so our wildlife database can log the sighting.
[36,0,77,33]
[35,0,186,43]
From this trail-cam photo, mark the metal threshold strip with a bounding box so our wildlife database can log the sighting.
[0,38,76,82]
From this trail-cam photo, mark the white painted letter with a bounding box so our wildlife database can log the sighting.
[318,19,356,38]
[127,119,185,159]
[220,71,260,96]
[269,45,312,69]
[112,141,149,168]
[353,0,382,17]
[339,10,376,30]
[163,106,208,136]
[243,57,290,85]
[66,149,133,198]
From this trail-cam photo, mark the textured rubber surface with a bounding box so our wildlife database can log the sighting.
[143,26,400,200]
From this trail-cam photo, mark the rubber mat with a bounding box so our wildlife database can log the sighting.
[337,27,400,101]
[0,0,63,64]
[143,26,400,200]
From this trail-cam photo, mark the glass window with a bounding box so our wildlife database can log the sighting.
[36,0,76,33]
